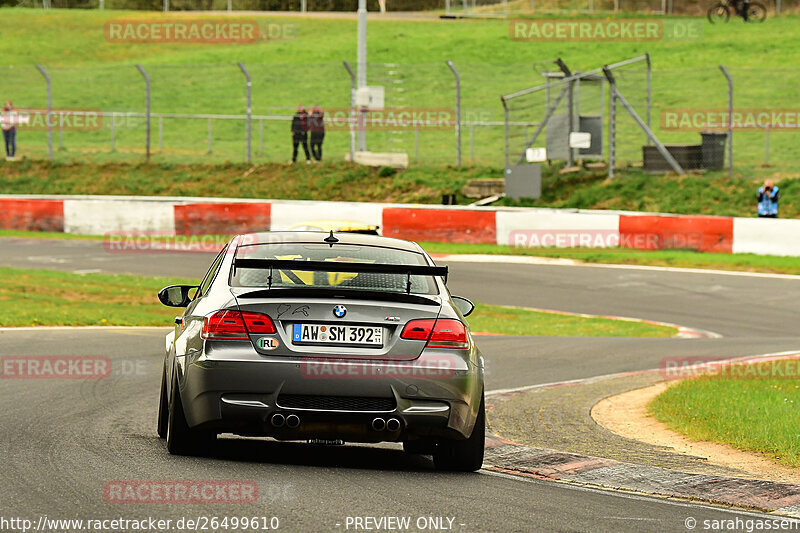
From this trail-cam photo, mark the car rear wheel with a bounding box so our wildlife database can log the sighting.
[433,394,485,472]
[157,368,168,439]
[166,376,216,456]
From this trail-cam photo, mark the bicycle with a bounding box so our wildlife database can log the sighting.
[707,0,767,23]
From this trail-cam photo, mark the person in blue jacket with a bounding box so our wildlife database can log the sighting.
[757,180,780,218]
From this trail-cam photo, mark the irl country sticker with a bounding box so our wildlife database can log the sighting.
[257,337,279,350]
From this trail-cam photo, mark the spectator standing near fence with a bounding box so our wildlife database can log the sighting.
[290,104,311,164]
[309,105,325,162]
[1,101,18,161]
[757,180,780,218]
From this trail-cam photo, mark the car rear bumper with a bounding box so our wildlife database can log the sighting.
[178,349,483,442]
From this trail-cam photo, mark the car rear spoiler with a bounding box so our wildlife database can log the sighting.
[233,258,448,293]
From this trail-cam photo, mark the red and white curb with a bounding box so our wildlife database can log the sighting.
[484,350,800,516]
[5,194,800,257]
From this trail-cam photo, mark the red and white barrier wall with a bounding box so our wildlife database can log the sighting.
[1,195,799,257]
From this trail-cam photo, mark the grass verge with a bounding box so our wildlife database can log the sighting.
[2,10,800,168]
[649,363,800,467]
[0,266,675,336]
[3,160,800,217]
[0,267,196,327]
[467,304,676,337]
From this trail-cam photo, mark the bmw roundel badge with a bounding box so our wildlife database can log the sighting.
[333,305,347,318]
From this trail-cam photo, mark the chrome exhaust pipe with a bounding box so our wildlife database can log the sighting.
[386,418,401,432]
[270,413,285,428]
[285,414,300,429]
[371,417,386,431]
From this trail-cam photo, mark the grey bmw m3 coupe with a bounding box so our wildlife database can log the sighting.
[156,231,485,471]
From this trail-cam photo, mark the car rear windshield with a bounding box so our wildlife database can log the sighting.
[230,243,439,295]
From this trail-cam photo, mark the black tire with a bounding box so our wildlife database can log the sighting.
[744,2,767,22]
[433,394,485,472]
[157,368,168,439]
[166,376,216,456]
[707,3,730,23]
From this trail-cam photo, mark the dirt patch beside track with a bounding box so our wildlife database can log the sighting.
[592,382,800,484]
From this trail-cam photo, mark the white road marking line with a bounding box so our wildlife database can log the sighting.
[481,470,800,519]
[486,349,800,397]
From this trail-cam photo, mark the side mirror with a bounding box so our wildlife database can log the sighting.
[452,296,475,317]
[158,285,199,307]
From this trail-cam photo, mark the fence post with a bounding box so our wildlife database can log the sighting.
[110,114,115,152]
[34,65,53,161]
[604,66,683,175]
[555,58,574,167]
[237,62,252,163]
[646,52,652,145]
[228,0,232,10]
[259,118,264,156]
[135,64,151,162]
[163,0,168,12]
[608,76,616,179]
[719,65,733,179]
[208,119,213,154]
[501,97,510,171]
[356,0,367,152]
[764,126,769,166]
[158,116,163,152]
[446,60,461,166]
[343,61,356,162]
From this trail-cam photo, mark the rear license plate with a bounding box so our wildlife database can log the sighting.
[293,324,383,346]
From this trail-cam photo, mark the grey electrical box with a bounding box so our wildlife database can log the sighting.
[505,164,542,200]
[578,116,603,156]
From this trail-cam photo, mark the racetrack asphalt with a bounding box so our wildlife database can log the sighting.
[2,236,800,532]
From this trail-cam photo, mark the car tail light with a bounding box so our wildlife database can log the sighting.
[202,310,275,340]
[241,311,276,334]
[400,318,469,349]
[400,319,436,341]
